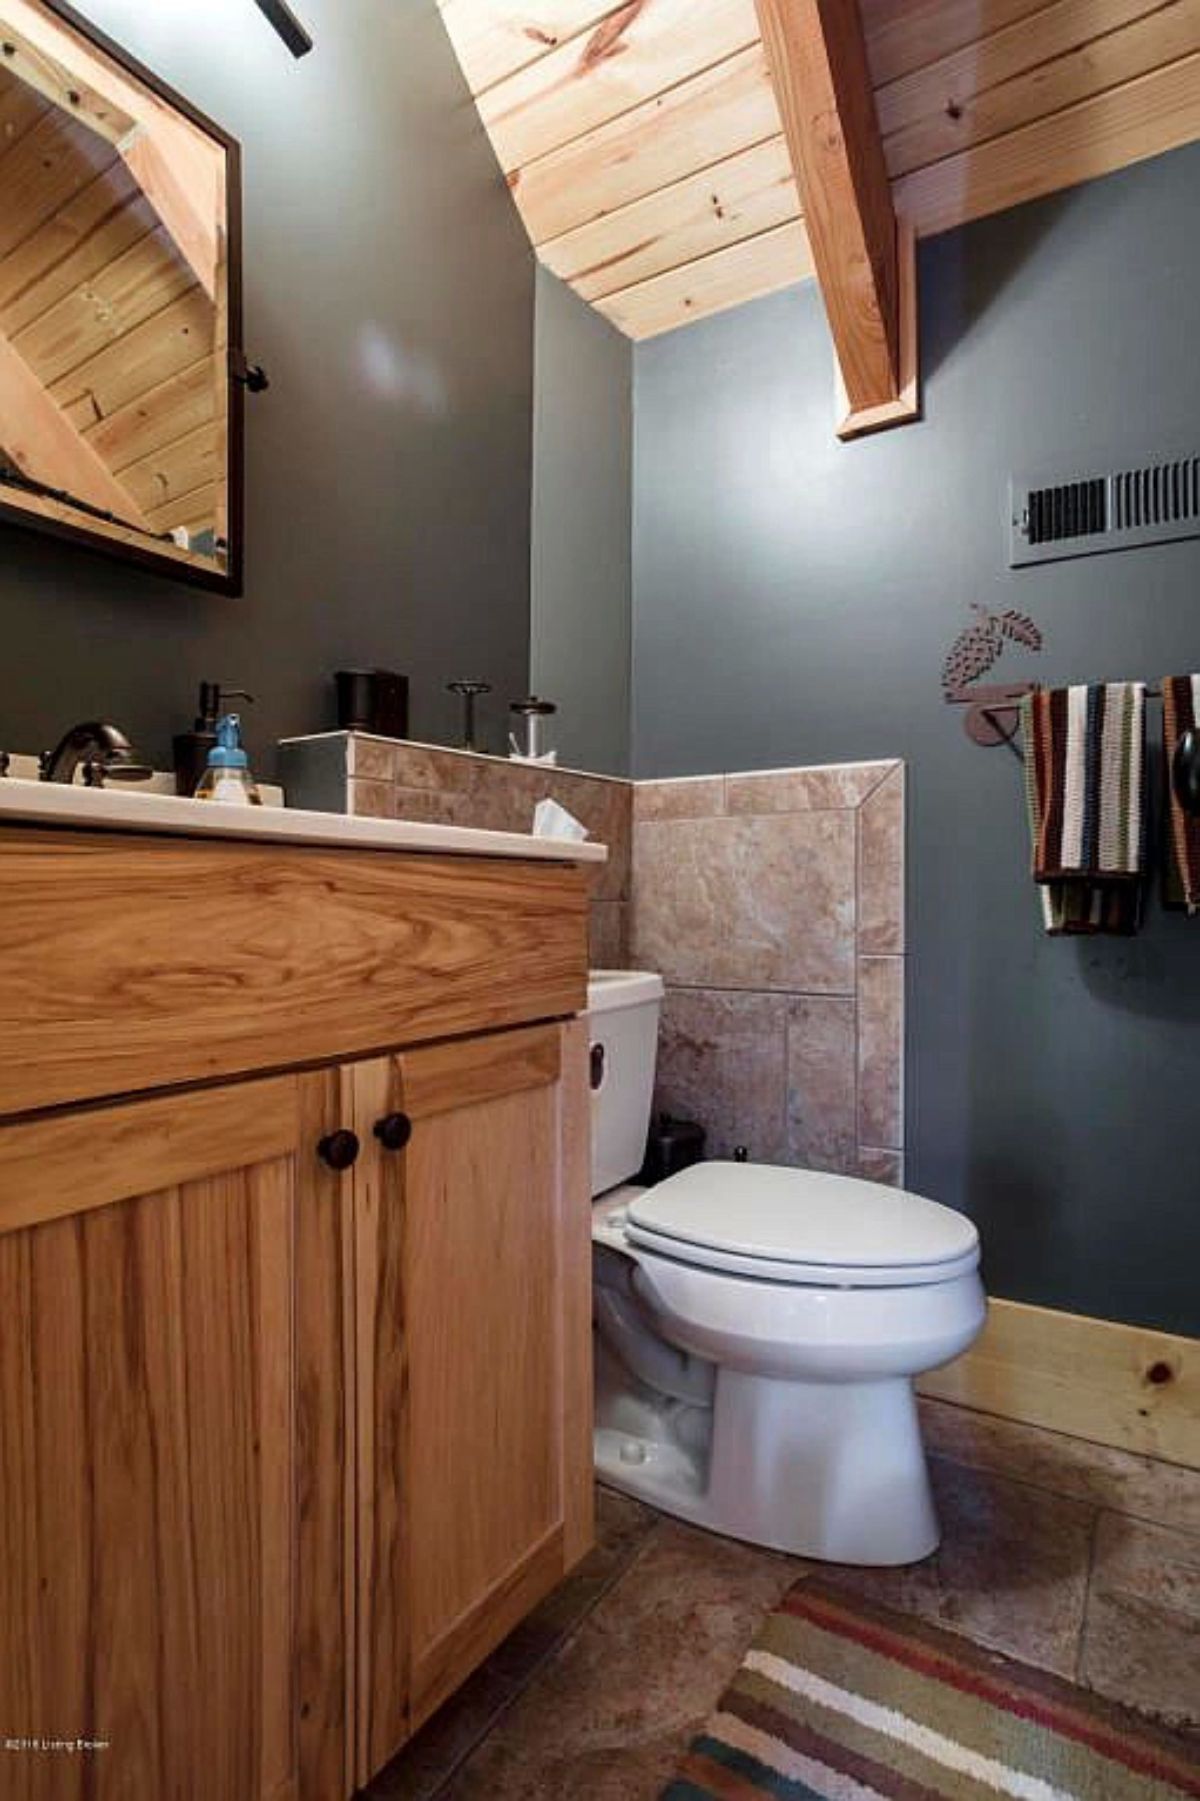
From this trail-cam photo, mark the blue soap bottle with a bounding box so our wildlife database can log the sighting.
[193,713,262,806]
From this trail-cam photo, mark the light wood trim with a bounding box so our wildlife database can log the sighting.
[835,217,918,438]
[478,0,759,174]
[512,43,779,247]
[396,1023,562,1122]
[895,48,1200,237]
[0,324,152,527]
[754,0,906,415]
[558,1017,594,1570]
[410,1524,566,1730]
[541,135,800,303]
[0,1074,301,1233]
[595,217,813,339]
[917,1296,1200,1470]
[0,828,589,1118]
[0,15,134,142]
[119,123,220,301]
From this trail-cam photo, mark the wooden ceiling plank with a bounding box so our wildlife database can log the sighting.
[0,322,150,525]
[478,0,760,172]
[882,0,1200,180]
[754,0,910,417]
[0,63,50,149]
[118,416,217,515]
[861,0,1055,89]
[90,357,215,475]
[145,476,215,533]
[541,134,799,300]
[0,173,151,327]
[593,215,812,336]
[13,225,195,389]
[896,46,1200,234]
[0,109,117,262]
[510,42,780,244]
[438,0,626,96]
[53,284,214,428]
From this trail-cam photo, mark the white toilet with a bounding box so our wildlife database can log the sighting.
[587,970,987,1566]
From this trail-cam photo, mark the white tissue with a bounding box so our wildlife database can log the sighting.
[532,798,589,842]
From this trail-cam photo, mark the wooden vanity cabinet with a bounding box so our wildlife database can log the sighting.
[0,830,594,1801]
[0,1070,353,1801]
[350,1021,592,1777]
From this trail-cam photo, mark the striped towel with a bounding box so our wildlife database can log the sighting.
[1162,674,1200,912]
[1020,683,1145,935]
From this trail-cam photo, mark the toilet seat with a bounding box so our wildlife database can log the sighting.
[624,1162,980,1288]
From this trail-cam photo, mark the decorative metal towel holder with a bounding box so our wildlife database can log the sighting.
[945,682,1200,818]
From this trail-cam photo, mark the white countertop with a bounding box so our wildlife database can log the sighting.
[0,778,607,865]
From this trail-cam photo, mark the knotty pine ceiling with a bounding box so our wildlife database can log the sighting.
[438,0,1200,340]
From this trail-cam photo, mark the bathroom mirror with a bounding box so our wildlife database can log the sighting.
[0,0,243,593]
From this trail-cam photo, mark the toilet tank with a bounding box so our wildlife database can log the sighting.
[586,971,665,1196]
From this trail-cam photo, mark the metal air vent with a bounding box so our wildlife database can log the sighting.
[1010,455,1200,566]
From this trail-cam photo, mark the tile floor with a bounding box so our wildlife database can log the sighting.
[365,1400,1200,1800]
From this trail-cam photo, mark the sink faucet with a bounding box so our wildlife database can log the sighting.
[40,722,154,787]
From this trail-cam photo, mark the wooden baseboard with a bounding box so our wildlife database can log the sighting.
[916,1296,1199,1471]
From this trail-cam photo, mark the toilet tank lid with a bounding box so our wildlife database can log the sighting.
[626,1162,978,1271]
[587,969,665,1014]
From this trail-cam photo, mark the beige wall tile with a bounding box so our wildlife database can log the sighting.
[392,742,477,793]
[1081,1511,1200,1726]
[349,735,399,784]
[633,778,726,822]
[655,988,788,1163]
[859,1147,905,1187]
[392,786,473,825]
[633,813,856,993]
[918,1397,1200,1537]
[726,762,897,814]
[858,955,904,1149]
[858,765,905,955]
[348,778,395,819]
[785,996,857,1173]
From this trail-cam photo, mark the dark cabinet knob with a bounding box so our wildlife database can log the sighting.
[318,1129,360,1171]
[373,1112,412,1153]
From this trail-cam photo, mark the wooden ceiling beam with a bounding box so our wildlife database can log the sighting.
[0,325,152,531]
[753,0,918,435]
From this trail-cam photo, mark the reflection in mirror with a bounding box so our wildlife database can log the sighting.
[0,0,242,591]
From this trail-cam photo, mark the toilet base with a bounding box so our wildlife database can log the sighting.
[595,1366,940,1566]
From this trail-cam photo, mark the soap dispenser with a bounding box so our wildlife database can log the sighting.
[194,714,262,806]
[174,682,253,796]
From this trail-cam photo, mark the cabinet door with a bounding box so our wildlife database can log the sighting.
[0,1072,354,1801]
[351,1019,592,1776]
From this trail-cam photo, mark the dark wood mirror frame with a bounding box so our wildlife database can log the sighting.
[0,0,245,595]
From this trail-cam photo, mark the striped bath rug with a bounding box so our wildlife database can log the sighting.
[663,1580,1200,1800]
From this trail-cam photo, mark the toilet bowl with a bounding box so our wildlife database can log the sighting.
[587,971,987,1566]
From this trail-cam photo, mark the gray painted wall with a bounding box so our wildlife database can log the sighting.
[531,266,632,775]
[0,0,534,773]
[633,141,1200,1337]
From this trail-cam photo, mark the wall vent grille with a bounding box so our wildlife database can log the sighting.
[1010,456,1200,566]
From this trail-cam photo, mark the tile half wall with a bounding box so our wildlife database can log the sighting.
[632,762,906,1185]
[333,737,906,1187]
